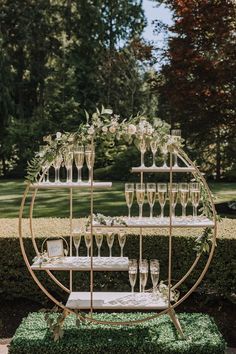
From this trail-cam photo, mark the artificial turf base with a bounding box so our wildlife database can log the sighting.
[9,312,226,354]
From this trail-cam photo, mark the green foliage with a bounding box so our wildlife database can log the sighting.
[9,312,226,354]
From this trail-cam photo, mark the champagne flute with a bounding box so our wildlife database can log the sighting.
[84,233,92,257]
[179,183,189,218]
[39,146,50,183]
[129,259,137,294]
[63,150,73,183]
[125,183,134,219]
[138,139,146,167]
[95,228,103,257]
[147,183,156,219]
[85,145,95,183]
[74,145,84,183]
[150,259,160,292]
[53,154,63,184]
[139,259,148,292]
[73,234,82,257]
[171,129,181,167]
[190,182,200,218]
[161,144,168,168]
[150,139,158,167]
[106,230,114,258]
[157,183,167,218]
[168,183,178,218]
[136,183,145,219]
[118,230,126,258]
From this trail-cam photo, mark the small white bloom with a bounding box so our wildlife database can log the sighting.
[127,124,136,135]
[109,125,116,133]
[56,132,62,139]
[102,126,108,133]
[146,126,154,135]
[88,126,95,135]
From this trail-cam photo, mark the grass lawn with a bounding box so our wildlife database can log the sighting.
[0,179,235,218]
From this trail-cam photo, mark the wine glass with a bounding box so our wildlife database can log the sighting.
[84,233,92,257]
[157,183,167,218]
[179,183,189,218]
[53,154,63,184]
[73,234,82,257]
[171,129,181,167]
[150,259,160,292]
[139,259,148,292]
[136,183,145,219]
[150,139,158,167]
[95,228,103,257]
[147,183,156,219]
[125,183,134,219]
[161,144,168,168]
[85,145,95,183]
[106,230,114,258]
[63,150,73,183]
[190,182,200,218]
[168,183,178,218]
[118,229,126,258]
[128,259,138,294]
[74,145,84,183]
[39,146,50,183]
[138,139,146,167]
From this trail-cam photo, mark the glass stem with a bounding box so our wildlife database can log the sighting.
[141,152,144,167]
[128,206,131,219]
[77,168,82,183]
[121,247,123,258]
[46,169,50,183]
[98,247,100,257]
[87,248,89,257]
[163,154,168,167]
[109,247,112,258]
[182,205,186,218]
[161,205,164,218]
[67,168,72,183]
[55,168,59,183]
[139,205,142,219]
[152,152,156,166]
[174,153,178,167]
[76,248,78,257]
[150,206,153,219]
[88,169,92,183]
[132,285,134,294]
[172,205,175,218]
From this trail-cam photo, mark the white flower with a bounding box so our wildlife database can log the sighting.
[102,126,108,133]
[109,126,116,134]
[146,126,154,135]
[56,132,62,139]
[88,126,95,135]
[127,124,136,135]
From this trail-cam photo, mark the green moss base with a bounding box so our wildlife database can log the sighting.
[9,312,226,354]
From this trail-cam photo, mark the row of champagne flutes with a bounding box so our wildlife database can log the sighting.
[73,229,126,258]
[138,129,181,168]
[129,259,160,293]
[125,182,201,219]
[40,145,94,183]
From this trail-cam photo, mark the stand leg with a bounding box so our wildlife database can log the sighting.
[168,308,185,339]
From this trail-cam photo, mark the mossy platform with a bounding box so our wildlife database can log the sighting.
[9,312,226,354]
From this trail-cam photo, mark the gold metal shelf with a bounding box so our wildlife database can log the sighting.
[30,182,112,189]
[132,166,195,173]
[92,217,215,229]
[66,291,169,310]
[31,256,128,271]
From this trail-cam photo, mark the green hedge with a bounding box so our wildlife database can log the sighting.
[0,225,235,304]
[9,312,226,354]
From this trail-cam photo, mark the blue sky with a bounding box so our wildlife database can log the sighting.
[142,0,173,44]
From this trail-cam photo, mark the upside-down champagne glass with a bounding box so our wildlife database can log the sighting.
[84,233,92,257]
[129,259,138,294]
[136,183,145,219]
[147,183,156,219]
[63,150,73,183]
[162,144,168,168]
[73,234,82,257]
[118,229,126,258]
[53,154,63,184]
[95,228,103,257]
[157,183,167,218]
[74,145,84,183]
[139,259,148,292]
[150,139,158,167]
[179,183,189,218]
[190,182,200,219]
[106,230,114,258]
[168,183,178,219]
[150,259,160,292]
[139,139,146,167]
[125,183,134,219]
[85,144,95,183]
[171,129,181,167]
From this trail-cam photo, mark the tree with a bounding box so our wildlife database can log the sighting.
[154,0,236,179]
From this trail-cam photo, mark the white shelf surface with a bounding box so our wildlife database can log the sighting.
[132,166,195,173]
[30,182,112,189]
[31,256,128,271]
[66,291,169,310]
[93,216,215,229]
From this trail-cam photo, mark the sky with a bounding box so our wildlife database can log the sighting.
[142,0,173,45]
